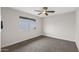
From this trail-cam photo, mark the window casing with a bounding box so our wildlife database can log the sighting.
[18,16,36,32]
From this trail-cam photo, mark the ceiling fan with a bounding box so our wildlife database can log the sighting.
[35,7,55,16]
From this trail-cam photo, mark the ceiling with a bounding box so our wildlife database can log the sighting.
[11,7,77,17]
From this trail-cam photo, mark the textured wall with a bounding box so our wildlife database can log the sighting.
[76,8,79,50]
[1,7,42,47]
[43,12,76,41]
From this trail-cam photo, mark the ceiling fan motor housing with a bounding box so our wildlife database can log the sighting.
[43,7,48,10]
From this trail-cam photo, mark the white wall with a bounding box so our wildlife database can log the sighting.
[1,7,42,47]
[76,8,79,50]
[43,12,76,41]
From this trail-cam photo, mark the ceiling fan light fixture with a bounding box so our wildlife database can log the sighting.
[35,7,55,16]
[43,11,46,14]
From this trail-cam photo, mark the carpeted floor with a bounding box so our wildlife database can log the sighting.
[2,36,78,52]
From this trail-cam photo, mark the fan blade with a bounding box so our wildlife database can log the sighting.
[38,13,42,15]
[35,10,41,12]
[46,11,55,13]
[45,13,48,16]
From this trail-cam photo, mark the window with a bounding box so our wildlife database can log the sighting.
[18,16,36,32]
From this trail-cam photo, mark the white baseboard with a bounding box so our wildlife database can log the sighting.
[43,33,75,42]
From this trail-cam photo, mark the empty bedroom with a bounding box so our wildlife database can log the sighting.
[1,7,79,52]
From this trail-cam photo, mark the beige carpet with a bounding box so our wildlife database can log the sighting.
[2,36,78,52]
